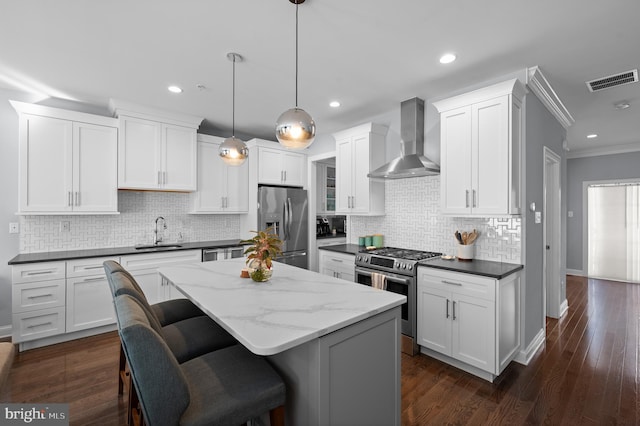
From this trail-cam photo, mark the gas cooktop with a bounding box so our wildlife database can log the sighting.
[359,247,442,261]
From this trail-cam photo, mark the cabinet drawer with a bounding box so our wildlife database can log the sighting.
[67,256,120,278]
[12,262,66,283]
[418,268,495,301]
[12,279,66,313]
[13,307,66,343]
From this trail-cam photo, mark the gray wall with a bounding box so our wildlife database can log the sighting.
[524,93,567,345]
[566,151,640,272]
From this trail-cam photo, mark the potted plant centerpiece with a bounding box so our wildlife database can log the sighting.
[241,227,283,282]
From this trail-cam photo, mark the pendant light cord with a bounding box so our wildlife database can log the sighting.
[295,1,299,108]
[232,55,236,137]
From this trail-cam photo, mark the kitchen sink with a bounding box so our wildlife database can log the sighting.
[134,244,183,250]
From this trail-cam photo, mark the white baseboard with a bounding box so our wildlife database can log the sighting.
[559,299,569,317]
[0,325,12,339]
[566,269,584,277]
[515,327,545,365]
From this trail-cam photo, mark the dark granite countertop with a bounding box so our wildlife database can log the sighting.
[317,243,360,256]
[7,239,246,265]
[317,232,347,240]
[418,257,523,280]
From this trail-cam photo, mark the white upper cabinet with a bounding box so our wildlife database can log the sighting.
[334,123,387,215]
[433,79,526,216]
[111,100,202,192]
[257,145,306,187]
[192,134,248,213]
[11,101,118,214]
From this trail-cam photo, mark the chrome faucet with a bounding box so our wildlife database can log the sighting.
[154,216,166,245]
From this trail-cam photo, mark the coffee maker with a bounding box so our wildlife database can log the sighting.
[316,217,331,236]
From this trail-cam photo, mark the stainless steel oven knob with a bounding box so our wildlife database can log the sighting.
[408,264,413,270]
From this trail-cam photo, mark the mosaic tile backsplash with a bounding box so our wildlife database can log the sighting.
[349,176,522,263]
[19,191,240,253]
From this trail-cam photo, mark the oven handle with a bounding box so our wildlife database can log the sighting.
[354,267,412,286]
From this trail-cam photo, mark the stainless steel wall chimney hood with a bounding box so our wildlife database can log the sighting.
[367,97,440,179]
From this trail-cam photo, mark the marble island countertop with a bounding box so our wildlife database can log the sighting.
[159,258,406,356]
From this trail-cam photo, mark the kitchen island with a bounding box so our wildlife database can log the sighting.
[159,259,405,426]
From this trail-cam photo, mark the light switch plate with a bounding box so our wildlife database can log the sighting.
[9,222,19,234]
[535,211,542,224]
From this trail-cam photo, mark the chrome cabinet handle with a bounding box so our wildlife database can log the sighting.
[466,190,469,208]
[284,170,287,182]
[158,171,162,185]
[27,321,53,329]
[27,294,53,299]
[164,171,167,185]
[26,270,55,276]
[473,189,476,208]
[452,301,457,320]
[75,191,79,206]
[68,191,72,207]
[331,258,343,263]
[446,299,450,318]
[82,266,103,270]
[442,280,463,286]
[82,277,105,282]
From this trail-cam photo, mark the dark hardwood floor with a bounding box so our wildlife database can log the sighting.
[1,275,638,425]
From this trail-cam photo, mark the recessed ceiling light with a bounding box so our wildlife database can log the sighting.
[587,134,598,139]
[614,101,630,110]
[329,101,341,108]
[168,85,183,93]
[439,53,457,64]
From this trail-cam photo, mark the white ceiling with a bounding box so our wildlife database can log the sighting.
[1,0,639,153]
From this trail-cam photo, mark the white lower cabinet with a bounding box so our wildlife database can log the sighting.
[66,257,119,333]
[417,267,520,382]
[120,250,201,305]
[318,250,355,282]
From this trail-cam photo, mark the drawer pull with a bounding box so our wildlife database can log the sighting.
[442,280,463,286]
[82,266,104,270]
[331,259,343,263]
[27,321,53,329]
[82,277,105,282]
[27,294,54,299]
[26,271,56,276]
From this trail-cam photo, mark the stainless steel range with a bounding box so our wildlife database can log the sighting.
[354,247,441,355]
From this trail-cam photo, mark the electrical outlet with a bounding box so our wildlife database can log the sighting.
[9,222,19,234]
[60,221,71,232]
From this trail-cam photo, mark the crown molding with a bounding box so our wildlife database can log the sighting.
[567,141,640,159]
[527,66,575,129]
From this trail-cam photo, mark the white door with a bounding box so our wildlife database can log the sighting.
[119,116,162,189]
[417,285,451,354]
[163,124,196,191]
[66,275,116,332]
[225,156,249,212]
[195,141,226,212]
[19,114,73,212]
[282,151,305,186]
[544,147,563,318]
[473,96,509,215]
[451,294,495,372]
[440,106,472,214]
[335,138,352,213]
[258,147,284,184]
[128,269,162,305]
[351,134,371,213]
[73,122,118,212]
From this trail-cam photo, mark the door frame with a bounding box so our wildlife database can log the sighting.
[307,151,337,272]
[542,147,563,319]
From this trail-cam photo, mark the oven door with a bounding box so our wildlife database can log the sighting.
[354,266,415,337]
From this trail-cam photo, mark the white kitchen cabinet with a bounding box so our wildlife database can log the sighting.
[417,267,520,382]
[192,134,248,213]
[316,162,336,214]
[117,116,197,191]
[433,78,525,216]
[257,145,306,187]
[334,123,387,215]
[66,257,118,333]
[120,250,201,305]
[319,250,354,282]
[11,101,118,214]
[12,261,67,343]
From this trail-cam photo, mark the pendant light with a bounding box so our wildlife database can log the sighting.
[219,52,249,166]
[275,0,316,149]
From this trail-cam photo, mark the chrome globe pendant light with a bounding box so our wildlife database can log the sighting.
[275,0,316,149]
[219,52,249,166]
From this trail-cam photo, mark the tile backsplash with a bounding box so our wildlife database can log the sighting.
[349,176,521,263]
[19,191,240,253]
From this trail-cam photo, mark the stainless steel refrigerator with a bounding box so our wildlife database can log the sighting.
[257,186,308,269]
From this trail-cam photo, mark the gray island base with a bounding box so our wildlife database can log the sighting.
[159,259,404,425]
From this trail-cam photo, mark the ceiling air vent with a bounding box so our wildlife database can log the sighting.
[586,69,638,92]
